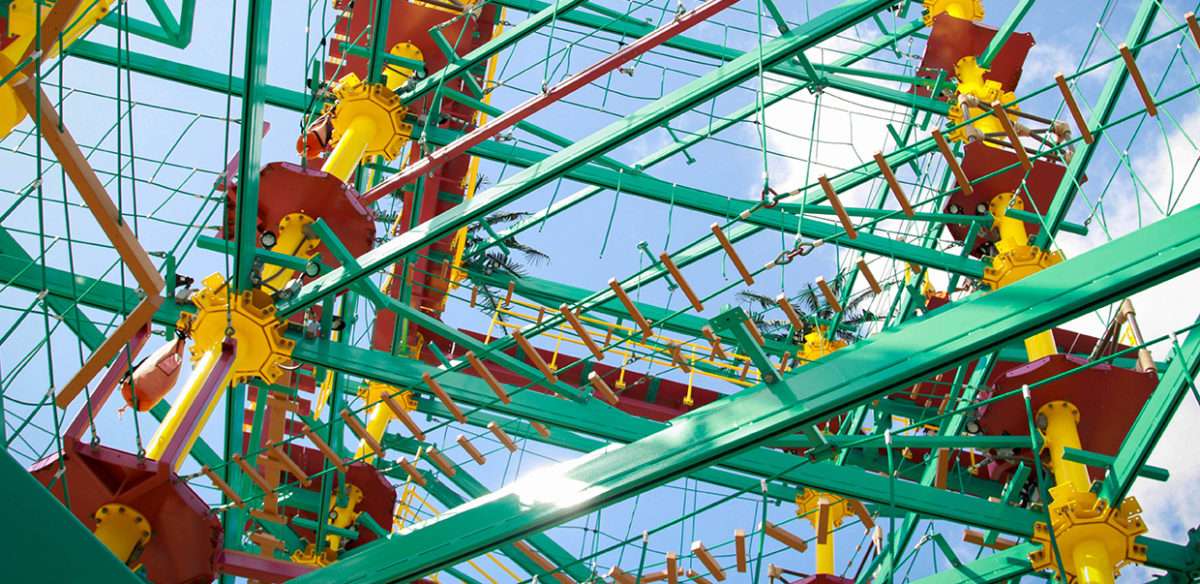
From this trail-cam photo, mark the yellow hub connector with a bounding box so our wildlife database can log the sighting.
[145,274,293,467]
[0,0,113,138]
[1030,401,1148,583]
[93,503,151,566]
[948,57,1020,144]
[322,73,412,182]
[259,213,320,292]
[383,42,424,91]
[355,381,417,462]
[292,485,365,567]
[797,327,846,366]
[187,273,294,383]
[796,489,852,575]
[982,193,1062,360]
[923,0,984,26]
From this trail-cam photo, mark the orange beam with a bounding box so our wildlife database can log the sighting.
[1119,43,1158,116]
[710,224,754,285]
[1054,73,1094,145]
[873,152,913,217]
[931,128,973,195]
[55,295,162,408]
[659,252,704,312]
[818,176,859,239]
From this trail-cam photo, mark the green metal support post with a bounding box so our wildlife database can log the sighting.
[230,0,271,291]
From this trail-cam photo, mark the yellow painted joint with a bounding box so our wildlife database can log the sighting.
[1030,401,1149,582]
[948,57,1019,144]
[93,503,151,566]
[797,327,847,366]
[322,74,411,181]
[923,0,985,25]
[259,213,320,291]
[355,382,416,461]
[0,0,114,138]
[189,274,294,384]
[326,484,364,554]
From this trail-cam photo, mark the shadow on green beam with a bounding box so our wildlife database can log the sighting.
[1,447,142,584]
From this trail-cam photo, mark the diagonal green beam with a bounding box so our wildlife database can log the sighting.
[68,40,308,111]
[424,126,987,277]
[1099,315,1200,503]
[292,192,1200,583]
[2,448,142,583]
[400,0,589,103]
[383,436,594,582]
[489,0,948,116]
[907,542,1039,584]
[101,0,195,48]
[1035,0,1159,246]
[406,395,800,501]
[279,0,902,317]
[295,339,1038,533]
[0,229,106,350]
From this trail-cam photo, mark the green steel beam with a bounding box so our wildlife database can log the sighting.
[399,467,563,581]
[383,436,594,582]
[489,0,949,116]
[977,0,1035,68]
[1,448,142,584]
[400,0,589,103]
[307,218,586,401]
[294,340,1041,534]
[422,127,987,277]
[293,194,1200,583]
[231,0,272,291]
[1100,316,1200,503]
[407,395,800,501]
[68,41,308,111]
[101,0,195,48]
[0,254,180,327]
[280,0,903,316]
[907,542,1039,584]
[0,230,107,350]
[1035,0,1159,246]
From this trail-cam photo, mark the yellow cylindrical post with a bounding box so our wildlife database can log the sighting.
[1040,401,1092,496]
[93,503,151,566]
[1073,539,1116,584]
[322,114,376,182]
[258,213,318,291]
[145,347,234,470]
[326,485,364,554]
[356,400,391,462]
[1040,400,1119,582]
[815,538,835,575]
[989,193,1058,361]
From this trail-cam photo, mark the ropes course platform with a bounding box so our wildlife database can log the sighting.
[1,0,1200,582]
